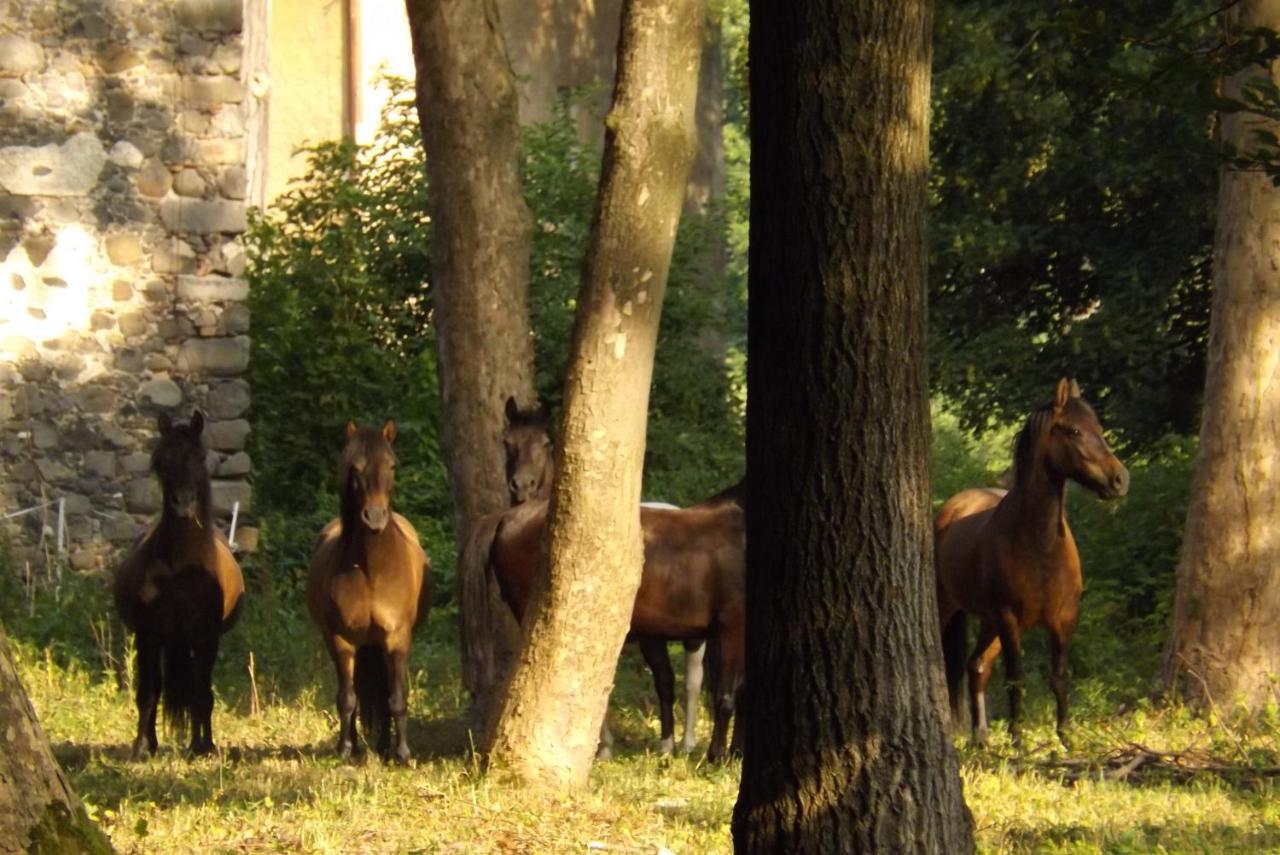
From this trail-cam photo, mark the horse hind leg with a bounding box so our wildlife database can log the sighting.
[940,611,969,733]
[385,642,412,765]
[966,622,1001,748]
[1048,622,1075,750]
[639,639,677,755]
[996,611,1025,749]
[681,640,705,754]
[131,633,161,760]
[707,623,744,764]
[597,710,615,761]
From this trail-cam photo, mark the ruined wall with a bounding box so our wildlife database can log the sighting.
[0,0,256,572]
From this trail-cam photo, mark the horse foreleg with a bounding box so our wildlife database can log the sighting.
[707,623,743,764]
[681,640,705,754]
[328,638,359,760]
[386,643,411,765]
[597,709,615,760]
[996,612,1025,749]
[131,633,161,760]
[189,636,219,756]
[966,623,1001,747]
[1048,623,1074,750]
[639,639,677,754]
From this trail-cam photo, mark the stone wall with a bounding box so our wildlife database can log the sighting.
[0,0,256,572]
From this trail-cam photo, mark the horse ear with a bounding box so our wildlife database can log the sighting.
[189,409,204,435]
[157,413,173,435]
[1054,377,1071,410]
[1069,378,1082,399]
[504,396,519,424]
[382,419,397,444]
[345,420,358,438]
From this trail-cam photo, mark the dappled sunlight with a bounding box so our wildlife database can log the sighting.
[0,224,97,350]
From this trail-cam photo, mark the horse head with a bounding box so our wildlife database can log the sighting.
[503,396,553,505]
[339,419,398,533]
[153,410,211,522]
[1040,377,1129,499]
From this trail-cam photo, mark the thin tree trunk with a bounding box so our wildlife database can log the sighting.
[732,0,973,851]
[0,625,112,853]
[486,0,705,789]
[405,0,536,722]
[1163,0,1280,712]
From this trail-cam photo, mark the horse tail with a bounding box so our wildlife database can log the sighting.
[354,644,389,745]
[941,611,968,723]
[161,638,194,742]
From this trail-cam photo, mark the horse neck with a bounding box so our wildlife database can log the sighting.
[1006,456,1069,551]
[156,483,215,555]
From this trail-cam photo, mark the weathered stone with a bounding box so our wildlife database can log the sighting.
[218,165,247,201]
[100,423,135,448]
[197,138,246,165]
[159,197,245,233]
[140,377,182,407]
[136,157,171,197]
[205,418,249,451]
[77,385,115,413]
[206,379,249,418]
[51,352,85,380]
[0,78,29,101]
[177,0,243,33]
[176,335,249,375]
[216,451,251,477]
[182,75,244,105]
[36,457,74,481]
[221,302,250,334]
[179,110,211,135]
[19,359,51,381]
[108,140,144,168]
[105,233,143,265]
[152,240,196,274]
[211,479,251,515]
[218,239,247,275]
[163,133,200,163]
[174,167,206,197]
[31,422,57,449]
[118,310,148,337]
[212,43,241,74]
[0,34,44,75]
[210,106,245,136]
[144,352,172,371]
[2,334,35,357]
[69,549,98,571]
[0,132,106,196]
[231,525,258,552]
[126,477,161,513]
[122,452,151,474]
[90,309,114,331]
[85,449,115,478]
[177,274,247,302]
[103,514,141,542]
[112,279,133,301]
[11,385,49,417]
[101,47,145,74]
[0,392,11,421]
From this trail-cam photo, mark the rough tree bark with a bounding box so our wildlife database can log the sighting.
[731,0,974,851]
[1163,0,1280,712]
[485,0,705,789]
[405,0,535,722]
[0,625,112,853]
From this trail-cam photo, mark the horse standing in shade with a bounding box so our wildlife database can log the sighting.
[935,378,1129,747]
[487,398,743,760]
[308,420,431,762]
[113,411,244,759]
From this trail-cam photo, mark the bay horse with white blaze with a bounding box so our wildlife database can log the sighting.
[307,420,431,762]
[935,378,1129,747]
[113,411,244,758]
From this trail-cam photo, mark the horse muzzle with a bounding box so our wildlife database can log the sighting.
[361,505,390,532]
[1098,464,1130,499]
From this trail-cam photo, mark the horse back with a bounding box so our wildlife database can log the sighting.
[934,488,1006,618]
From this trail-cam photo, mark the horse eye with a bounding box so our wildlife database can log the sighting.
[1070,427,1082,437]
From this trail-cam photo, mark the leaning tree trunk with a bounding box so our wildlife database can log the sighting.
[405,0,535,723]
[0,625,112,853]
[485,0,705,790]
[1163,0,1280,712]
[731,0,974,851]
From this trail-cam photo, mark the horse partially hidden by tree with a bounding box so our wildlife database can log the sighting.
[935,378,1129,748]
[474,397,744,760]
[113,411,244,759]
[307,420,431,763]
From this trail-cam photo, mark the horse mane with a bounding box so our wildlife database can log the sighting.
[1009,404,1056,489]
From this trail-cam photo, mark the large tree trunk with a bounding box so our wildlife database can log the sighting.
[485,0,705,789]
[0,625,112,853]
[1163,0,1280,712]
[405,0,536,722]
[731,0,973,851]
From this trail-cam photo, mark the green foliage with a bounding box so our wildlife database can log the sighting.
[245,80,453,594]
[930,1,1219,447]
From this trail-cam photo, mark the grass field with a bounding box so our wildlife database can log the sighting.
[8,570,1280,853]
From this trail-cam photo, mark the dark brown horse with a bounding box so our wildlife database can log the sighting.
[307,420,431,762]
[114,411,244,759]
[936,378,1129,747]
[498,397,717,756]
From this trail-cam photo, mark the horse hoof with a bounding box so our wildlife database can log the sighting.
[680,741,698,755]
[395,746,412,766]
[596,745,613,761]
[130,741,154,761]
[658,737,675,756]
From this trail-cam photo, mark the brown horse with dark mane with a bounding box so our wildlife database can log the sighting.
[476,399,744,760]
[307,420,431,762]
[114,411,244,759]
[935,378,1129,747]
